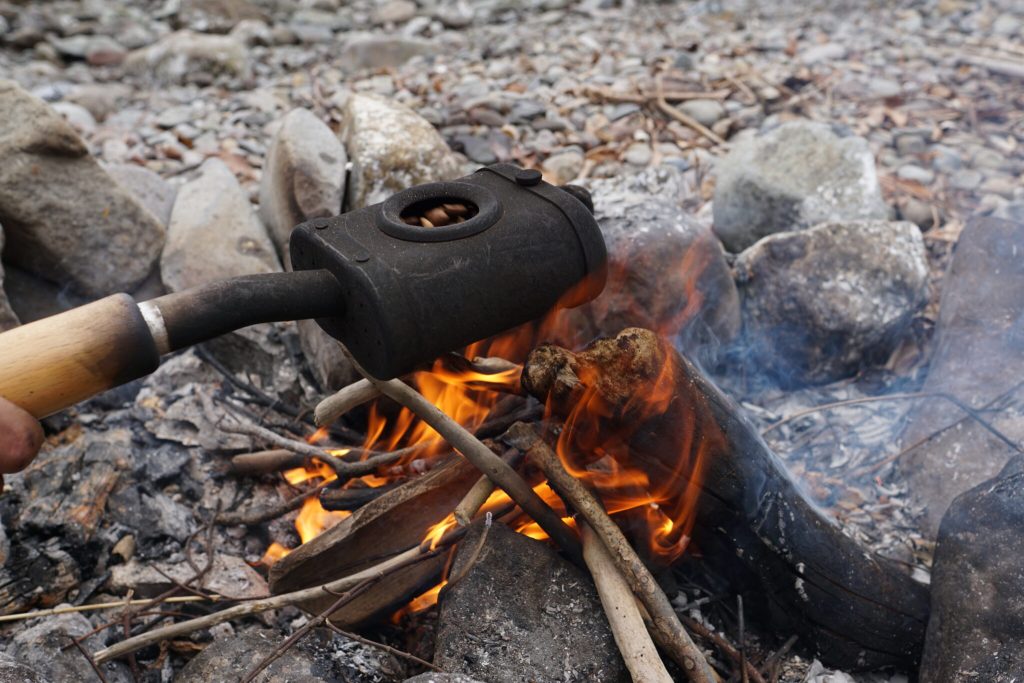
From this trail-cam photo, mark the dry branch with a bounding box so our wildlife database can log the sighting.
[314,378,381,427]
[580,521,674,683]
[506,423,716,683]
[230,449,303,475]
[454,447,524,526]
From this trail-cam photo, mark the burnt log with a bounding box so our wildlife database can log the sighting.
[521,327,930,670]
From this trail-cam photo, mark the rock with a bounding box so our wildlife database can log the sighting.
[801,42,847,64]
[48,34,125,65]
[374,0,418,24]
[623,141,652,166]
[50,101,96,135]
[161,158,281,293]
[0,226,21,332]
[259,108,346,256]
[124,30,248,84]
[105,163,177,228]
[0,654,49,683]
[541,149,584,185]
[7,612,132,682]
[297,318,358,390]
[230,18,272,46]
[108,554,268,599]
[900,218,1024,536]
[290,22,334,44]
[894,130,928,156]
[339,33,439,72]
[0,81,165,296]
[341,93,461,209]
[949,168,982,191]
[451,134,496,164]
[713,120,890,252]
[435,523,628,683]
[678,98,727,127]
[574,166,740,365]
[65,83,132,122]
[920,456,1024,682]
[179,628,403,682]
[735,219,929,386]
[867,77,902,99]
[107,485,197,541]
[405,676,486,683]
[178,0,268,33]
[899,196,936,229]
[992,13,1022,37]
[896,164,934,184]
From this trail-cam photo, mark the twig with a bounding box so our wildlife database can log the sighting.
[678,615,765,683]
[738,595,748,683]
[581,521,673,683]
[216,479,333,526]
[314,379,381,427]
[0,596,214,623]
[454,447,524,526]
[230,449,304,475]
[581,85,731,103]
[69,636,109,683]
[354,370,582,564]
[655,75,727,146]
[506,423,717,683]
[759,635,797,683]
[94,527,469,664]
[326,624,440,671]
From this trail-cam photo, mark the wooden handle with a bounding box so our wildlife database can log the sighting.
[0,294,160,418]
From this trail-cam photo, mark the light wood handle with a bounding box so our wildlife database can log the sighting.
[0,294,160,418]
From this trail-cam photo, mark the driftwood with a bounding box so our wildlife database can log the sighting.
[521,328,930,670]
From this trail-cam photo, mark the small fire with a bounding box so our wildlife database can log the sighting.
[268,230,714,579]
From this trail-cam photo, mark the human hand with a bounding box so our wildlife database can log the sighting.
[0,396,43,490]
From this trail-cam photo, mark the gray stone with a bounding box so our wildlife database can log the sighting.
[109,554,268,599]
[541,149,584,185]
[0,654,49,683]
[259,108,346,256]
[374,0,418,24]
[65,83,132,123]
[105,163,177,228]
[341,93,461,209]
[291,9,350,31]
[230,18,273,47]
[452,134,496,164]
[50,101,96,135]
[571,166,740,364]
[678,98,727,127]
[896,164,935,184]
[290,22,334,44]
[920,456,1024,682]
[435,523,628,683]
[800,42,847,64]
[156,104,193,128]
[180,628,403,682]
[894,130,928,156]
[949,168,982,191]
[124,30,249,84]
[867,77,902,99]
[899,197,936,229]
[405,676,486,683]
[161,158,281,293]
[7,612,132,682]
[971,147,1007,171]
[340,33,439,71]
[48,34,125,65]
[623,141,652,166]
[931,144,962,173]
[712,120,889,252]
[900,218,1024,536]
[0,81,165,296]
[735,219,929,386]
[178,0,268,33]
[992,13,1022,37]
[0,226,20,332]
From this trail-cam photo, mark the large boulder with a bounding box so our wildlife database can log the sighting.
[435,522,628,683]
[900,217,1024,536]
[161,158,281,293]
[713,121,890,252]
[341,93,461,210]
[920,456,1024,682]
[0,225,20,331]
[734,219,928,386]
[0,80,165,296]
[124,30,248,84]
[575,166,740,365]
[259,108,353,390]
[259,108,346,257]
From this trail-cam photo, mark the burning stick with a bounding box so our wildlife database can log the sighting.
[580,521,674,683]
[229,449,302,475]
[453,447,524,526]
[355,372,582,562]
[314,378,380,427]
[507,423,717,683]
[520,328,930,670]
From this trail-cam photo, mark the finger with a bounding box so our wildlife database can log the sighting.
[0,397,44,474]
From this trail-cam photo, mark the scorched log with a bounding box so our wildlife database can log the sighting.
[520,328,930,670]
